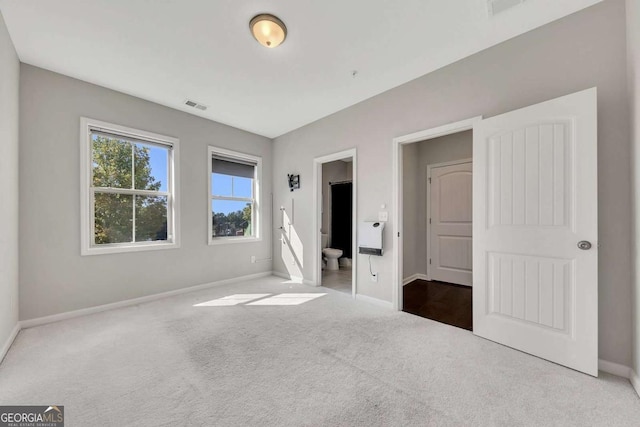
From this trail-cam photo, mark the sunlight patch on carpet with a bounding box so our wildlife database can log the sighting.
[193,293,327,307]
[193,294,271,306]
[247,293,327,306]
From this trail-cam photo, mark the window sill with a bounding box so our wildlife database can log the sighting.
[81,241,180,256]
[208,237,262,246]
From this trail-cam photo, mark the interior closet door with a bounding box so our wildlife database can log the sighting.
[429,161,473,286]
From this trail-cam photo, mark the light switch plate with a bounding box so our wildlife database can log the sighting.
[378,211,388,222]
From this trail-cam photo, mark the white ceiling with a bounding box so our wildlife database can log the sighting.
[0,0,602,138]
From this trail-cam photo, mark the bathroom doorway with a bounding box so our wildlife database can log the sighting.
[313,149,357,296]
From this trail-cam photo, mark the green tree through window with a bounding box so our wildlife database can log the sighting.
[92,135,168,244]
[211,202,252,237]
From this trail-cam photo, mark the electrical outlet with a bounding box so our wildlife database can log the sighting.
[251,256,256,264]
[371,273,378,283]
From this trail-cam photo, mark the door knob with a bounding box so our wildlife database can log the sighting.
[577,241,592,250]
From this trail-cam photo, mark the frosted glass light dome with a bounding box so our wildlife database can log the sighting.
[250,14,287,48]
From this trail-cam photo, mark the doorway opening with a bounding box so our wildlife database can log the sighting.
[400,129,473,330]
[392,117,480,315]
[313,149,357,296]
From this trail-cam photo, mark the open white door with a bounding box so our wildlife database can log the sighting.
[473,88,598,376]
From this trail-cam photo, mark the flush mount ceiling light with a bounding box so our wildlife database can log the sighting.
[250,14,287,48]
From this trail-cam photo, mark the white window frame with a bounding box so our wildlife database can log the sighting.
[80,117,180,255]
[208,146,261,245]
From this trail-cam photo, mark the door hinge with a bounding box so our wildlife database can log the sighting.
[429,258,432,265]
[428,177,431,184]
[429,218,431,224]
[397,232,400,237]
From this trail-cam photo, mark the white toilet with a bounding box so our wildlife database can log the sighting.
[321,234,343,271]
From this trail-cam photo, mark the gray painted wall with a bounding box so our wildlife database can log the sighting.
[626,0,640,378]
[0,11,19,352]
[19,65,273,320]
[273,0,632,366]
[403,131,472,280]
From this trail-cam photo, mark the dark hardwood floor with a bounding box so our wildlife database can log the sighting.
[403,279,472,331]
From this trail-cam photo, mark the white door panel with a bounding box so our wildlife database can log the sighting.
[473,88,598,376]
[430,162,473,286]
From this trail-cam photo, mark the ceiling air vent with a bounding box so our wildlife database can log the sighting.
[487,0,526,16]
[184,99,208,111]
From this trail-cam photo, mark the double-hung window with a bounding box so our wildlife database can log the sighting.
[209,147,261,244]
[80,118,180,255]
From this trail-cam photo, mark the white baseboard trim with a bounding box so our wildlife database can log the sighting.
[403,274,428,285]
[272,271,304,283]
[595,360,640,398]
[20,271,272,329]
[271,271,316,286]
[0,323,20,364]
[271,271,291,280]
[355,293,393,309]
[630,369,640,399]
[598,359,632,378]
[305,279,318,286]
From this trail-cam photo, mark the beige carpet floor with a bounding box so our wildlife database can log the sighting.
[0,275,638,426]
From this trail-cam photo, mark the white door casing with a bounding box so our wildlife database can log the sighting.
[392,116,482,311]
[428,161,473,286]
[313,149,357,296]
[473,88,598,376]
